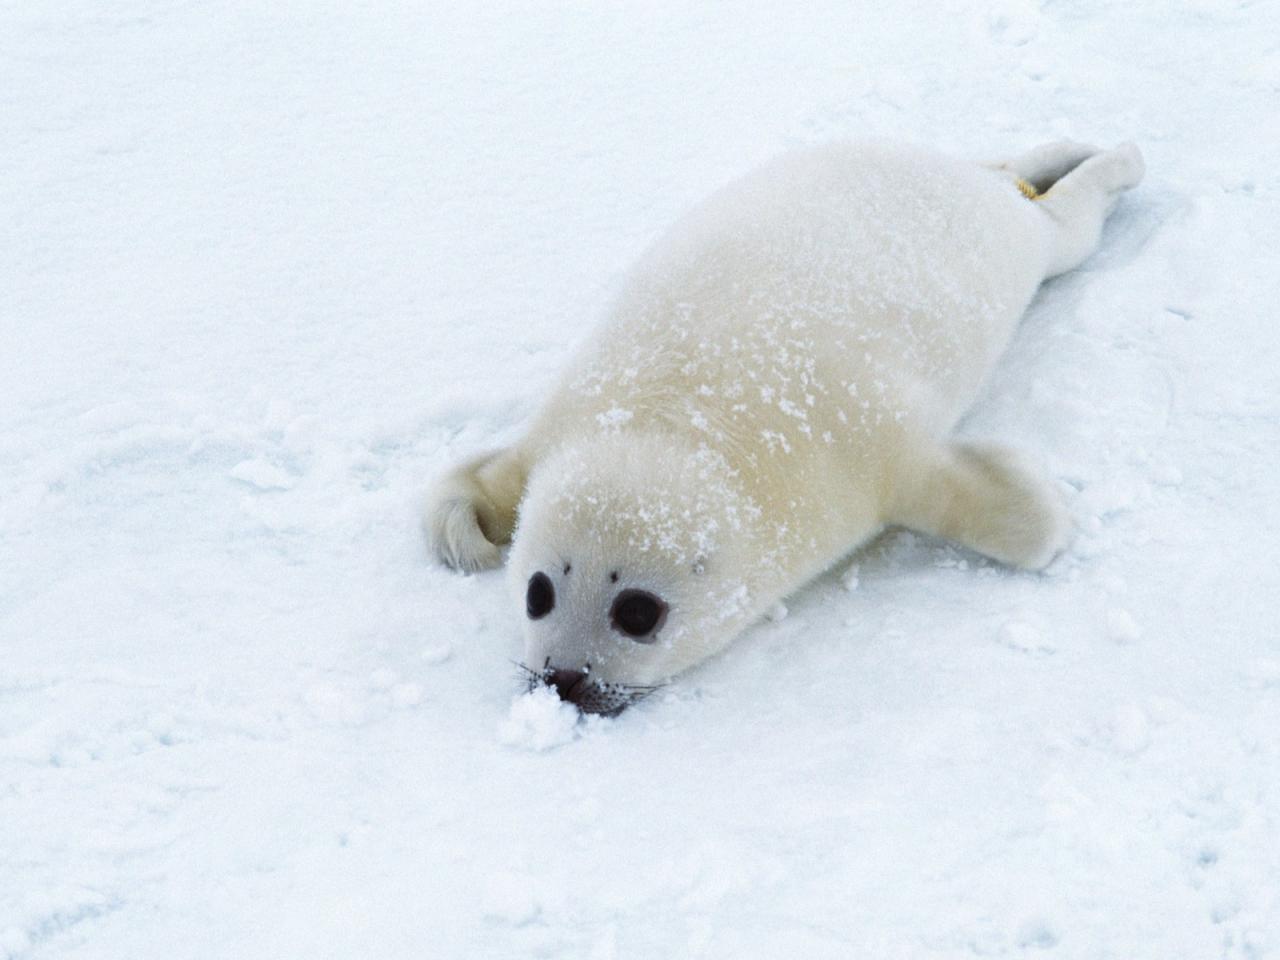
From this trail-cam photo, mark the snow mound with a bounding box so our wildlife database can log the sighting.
[496,685,580,751]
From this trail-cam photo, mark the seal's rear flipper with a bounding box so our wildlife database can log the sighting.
[990,139,1100,194]
[1036,142,1146,277]
[424,448,527,572]
[889,442,1070,570]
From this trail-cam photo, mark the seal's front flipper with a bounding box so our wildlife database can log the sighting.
[890,443,1070,570]
[424,448,528,572]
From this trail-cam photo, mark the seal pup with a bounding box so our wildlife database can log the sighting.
[425,140,1144,714]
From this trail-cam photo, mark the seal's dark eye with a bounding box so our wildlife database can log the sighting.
[609,589,667,641]
[526,572,555,619]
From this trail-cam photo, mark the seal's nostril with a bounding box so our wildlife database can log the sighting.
[546,668,590,704]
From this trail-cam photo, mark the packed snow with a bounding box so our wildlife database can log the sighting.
[3,2,1279,958]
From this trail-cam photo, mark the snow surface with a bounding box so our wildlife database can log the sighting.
[3,2,1279,958]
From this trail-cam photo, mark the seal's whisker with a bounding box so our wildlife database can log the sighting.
[510,659,548,692]
[620,687,661,707]
[509,659,667,713]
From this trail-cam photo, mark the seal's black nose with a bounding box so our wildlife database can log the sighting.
[546,668,591,705]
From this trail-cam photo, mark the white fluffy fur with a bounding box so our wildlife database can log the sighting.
[424,140,1144,688]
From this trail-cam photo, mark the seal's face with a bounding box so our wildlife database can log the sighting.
[508,435,758,714]
[514,555,683,715]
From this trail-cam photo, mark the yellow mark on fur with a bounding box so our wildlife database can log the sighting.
[1016,177,1041,200]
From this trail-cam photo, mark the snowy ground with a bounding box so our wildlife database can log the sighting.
[3,2,1279,957]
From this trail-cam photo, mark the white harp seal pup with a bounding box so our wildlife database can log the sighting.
[425,139,1144,714]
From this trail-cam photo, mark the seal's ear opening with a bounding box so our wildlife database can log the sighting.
[609,589,668,642]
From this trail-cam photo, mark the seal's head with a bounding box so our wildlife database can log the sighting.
[508,433,760,715]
